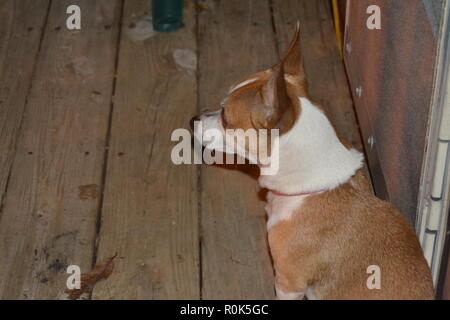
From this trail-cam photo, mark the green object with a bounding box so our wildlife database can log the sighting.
[152,0,183,32]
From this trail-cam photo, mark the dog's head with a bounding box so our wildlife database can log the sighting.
[192,23,306,165]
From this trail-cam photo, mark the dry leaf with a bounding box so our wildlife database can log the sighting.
[65,253,117,300]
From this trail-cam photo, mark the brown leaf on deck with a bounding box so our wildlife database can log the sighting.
[65,253,117,300]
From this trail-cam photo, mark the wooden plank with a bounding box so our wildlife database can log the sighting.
[0,0,49,213]
[198,0,276,299]
[92,0,199,299]
[338,0,347,36]
[0,0,121,299]
[272,0,371,192]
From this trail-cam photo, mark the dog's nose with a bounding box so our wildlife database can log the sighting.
[190,115,200,130]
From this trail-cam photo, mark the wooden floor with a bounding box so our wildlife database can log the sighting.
[0,0,365,299]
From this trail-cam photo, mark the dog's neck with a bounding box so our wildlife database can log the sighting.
[259,98,364,194]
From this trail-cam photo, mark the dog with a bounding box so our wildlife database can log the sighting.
[191,23,434,300]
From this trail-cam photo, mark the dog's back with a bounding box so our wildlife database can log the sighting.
[268,170,434,300]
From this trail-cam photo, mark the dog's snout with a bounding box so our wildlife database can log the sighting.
[190,115,200,130]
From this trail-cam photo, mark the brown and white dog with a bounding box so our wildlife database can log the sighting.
[192,24,434,300]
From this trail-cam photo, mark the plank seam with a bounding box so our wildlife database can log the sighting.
[194,0,203,300]
[90,0,125,293]
[268,0,281,57]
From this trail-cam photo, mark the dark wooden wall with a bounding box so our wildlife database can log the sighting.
[344,0,440,223]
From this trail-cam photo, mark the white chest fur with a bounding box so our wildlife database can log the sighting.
[259,98,363,195]
[265,192,308,229]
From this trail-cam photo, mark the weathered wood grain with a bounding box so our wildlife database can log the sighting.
[0,0,372,299]
[0,0,121,299]
[92,0,199,299]
[198,0,277,299]
[0,0,50,217]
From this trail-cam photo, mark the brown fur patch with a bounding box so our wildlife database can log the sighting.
[269,169,434,300]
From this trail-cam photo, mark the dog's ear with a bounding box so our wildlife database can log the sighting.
[261,65,287,110]
[259,64,294,131]
[253,23,302,131]
[280,22,306,85]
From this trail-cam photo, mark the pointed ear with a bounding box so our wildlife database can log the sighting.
[259,64,293,129]
[280,21,305,80]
